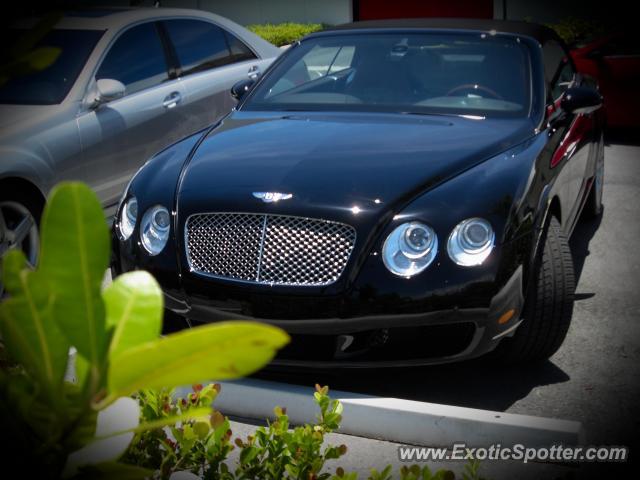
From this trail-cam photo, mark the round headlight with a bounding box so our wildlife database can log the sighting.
[447,218,495,266]
[382,222,437,277]
[140,205,171,255]
[118,196,137,241]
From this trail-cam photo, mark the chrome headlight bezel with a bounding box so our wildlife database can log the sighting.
[117,196,138,241]
[447,217,495,266]
[382,221,438,277]
[140,205,171,256]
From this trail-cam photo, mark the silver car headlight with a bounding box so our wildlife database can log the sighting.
[382,222,438,277]
[140,205,171,255]
[118,196,138,241]
[447,217,495,266]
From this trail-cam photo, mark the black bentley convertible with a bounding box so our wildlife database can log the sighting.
[112,19,604,366]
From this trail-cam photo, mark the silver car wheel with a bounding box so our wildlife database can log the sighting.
[0,201,39,294]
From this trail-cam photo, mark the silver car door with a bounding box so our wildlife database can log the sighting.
[160,19,270,135]
[77,21,188,213]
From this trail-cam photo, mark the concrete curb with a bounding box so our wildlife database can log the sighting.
[197,379,584,447]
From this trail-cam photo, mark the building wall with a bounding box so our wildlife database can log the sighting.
[159,0,352,25]
[495,0,622,24]
[355,0,493,20]
[79,0,624,28]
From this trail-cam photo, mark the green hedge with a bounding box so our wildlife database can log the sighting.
[546,17,607,47]
[247,22,325,47]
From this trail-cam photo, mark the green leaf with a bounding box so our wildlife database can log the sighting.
[0,269,69,399]
[1,248,28,294]
[433,470,455,480]
[193,421,210,440]
[73,351,91,388]
[63,397,139,477]
[381,465,393,480]
[38,182,110,366]
[240,445,260,464]
[211,414,231,444]
[63,385,99,452]
[116,407,211,437]
[422,466,433,480]
[23,46,61,70]
[108,322,289,398]
[104,271,163,360]
[72,461,153,480]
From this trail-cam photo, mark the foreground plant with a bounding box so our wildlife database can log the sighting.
[126,384,485,480]
[233,384,348,480]
[125,383,350,479]
[0,182,289,478]
[123,384,234,479]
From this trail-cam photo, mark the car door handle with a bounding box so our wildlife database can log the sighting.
[162,91,182,109]
[248,65,261,79]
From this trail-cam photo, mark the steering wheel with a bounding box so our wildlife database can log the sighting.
[446,84,504,100]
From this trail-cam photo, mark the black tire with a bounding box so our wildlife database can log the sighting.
[0,184,43,217]
[493,217,575,363]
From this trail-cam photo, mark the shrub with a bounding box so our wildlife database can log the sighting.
[124,383,349,479]
[546,17,607,47]
[126,384,486,480]
[0,182,289,478]
[247,23,325,46]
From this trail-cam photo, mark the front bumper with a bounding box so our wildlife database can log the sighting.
[112,230,525,366]
[186,265,522,367]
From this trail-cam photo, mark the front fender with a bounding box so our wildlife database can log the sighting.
[0,147,53,197]
[350,133,550,310]
[112,126,211,290]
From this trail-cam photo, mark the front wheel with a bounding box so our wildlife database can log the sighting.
[1,190,42,295]
[492,217,575,363]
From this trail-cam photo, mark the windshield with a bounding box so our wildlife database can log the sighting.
[0,29,104,105]
[243,32,533,118]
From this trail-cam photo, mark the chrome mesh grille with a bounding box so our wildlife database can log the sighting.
[185,213,356,286]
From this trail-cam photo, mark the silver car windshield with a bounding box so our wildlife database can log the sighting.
[0,29,104,105]
[244,32,533,118]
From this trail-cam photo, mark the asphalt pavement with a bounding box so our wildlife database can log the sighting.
[255,139,640,478]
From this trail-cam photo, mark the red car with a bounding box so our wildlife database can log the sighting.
[572,33,640,129]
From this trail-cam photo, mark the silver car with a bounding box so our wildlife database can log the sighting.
[0,7,280,270]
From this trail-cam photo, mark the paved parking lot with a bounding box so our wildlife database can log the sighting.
[259,140,640,457]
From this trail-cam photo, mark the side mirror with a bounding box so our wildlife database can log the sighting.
[88,78,125,108]
[561,86,603,115]
[231,78,256,101]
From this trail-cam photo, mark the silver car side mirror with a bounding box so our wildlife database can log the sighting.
[88,78,126,109]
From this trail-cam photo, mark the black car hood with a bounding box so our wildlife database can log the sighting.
[177,111,534,224]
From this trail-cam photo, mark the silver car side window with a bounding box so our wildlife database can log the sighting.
[96,22,169,97]
[225,29,258,64]
[163,19,232,77]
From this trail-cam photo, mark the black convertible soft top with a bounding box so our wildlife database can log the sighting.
[318,18,561,45]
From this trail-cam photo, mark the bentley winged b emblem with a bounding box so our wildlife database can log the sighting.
[252,192,293,203]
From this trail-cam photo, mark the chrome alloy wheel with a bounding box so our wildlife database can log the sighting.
[0,201,39,294]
